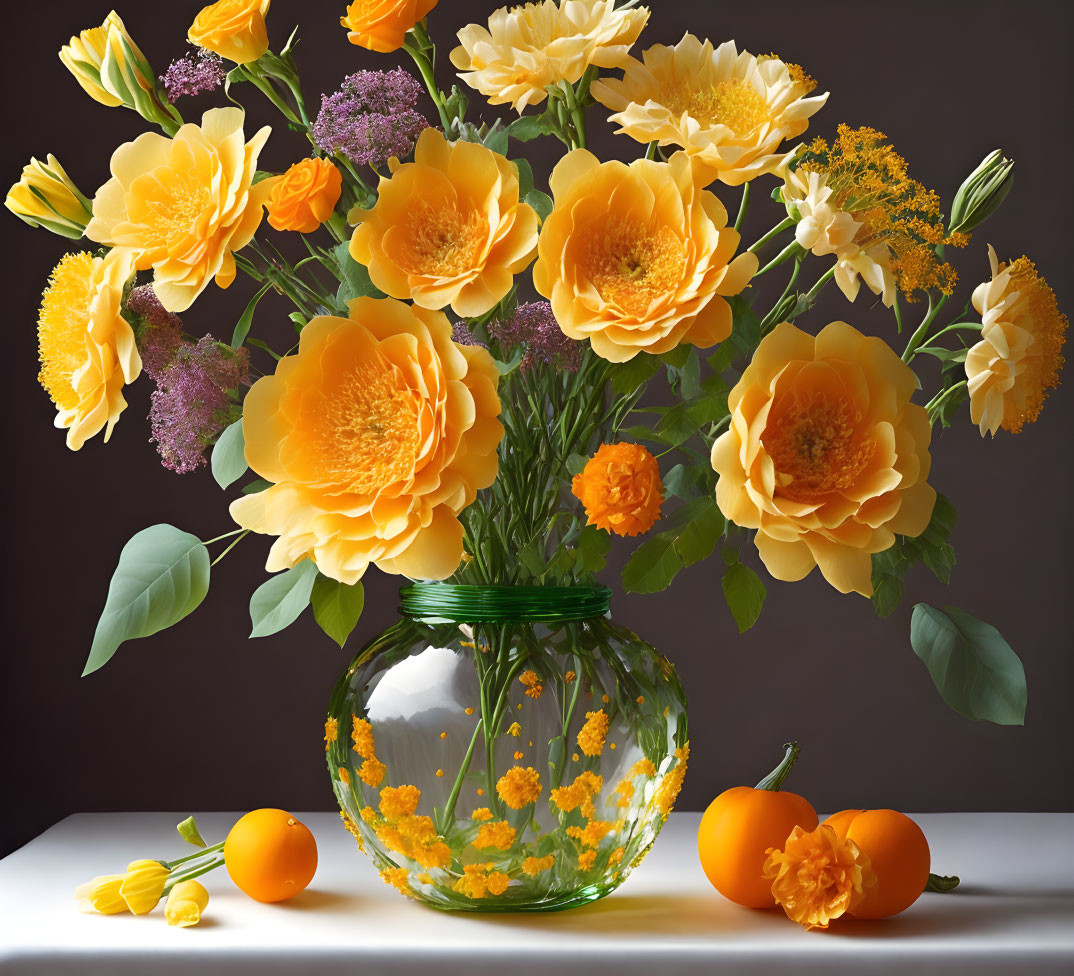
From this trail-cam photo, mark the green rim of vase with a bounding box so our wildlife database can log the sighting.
[398,583,612,623]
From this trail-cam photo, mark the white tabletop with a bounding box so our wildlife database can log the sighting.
[1,812,1071,975]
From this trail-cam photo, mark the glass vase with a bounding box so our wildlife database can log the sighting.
[325,583,688,912]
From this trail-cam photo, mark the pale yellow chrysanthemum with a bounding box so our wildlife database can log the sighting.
[37,248,140,451]
[592,35,827,185]
[450,0,649,113]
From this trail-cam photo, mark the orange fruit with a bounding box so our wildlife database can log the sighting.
[823,809,930,918]
[224,809,318,903]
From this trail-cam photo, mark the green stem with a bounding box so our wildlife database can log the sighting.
[754,741,800,791]
[748,216,795,254]
[165,841,225,870]
[925,380,968,422]
[163,855,226,895]
[439,718,484,832]
[734,182,750,234]
[802,265,836,305]
[404,31,451,129]
[901,293,949,362]
[645,140,658,161]
[755,240,805,277]
[211,531,250,567]
[203,528,243,546]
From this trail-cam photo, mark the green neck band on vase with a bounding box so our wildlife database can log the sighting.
[398,583,612,624]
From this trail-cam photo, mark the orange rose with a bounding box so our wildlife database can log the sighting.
[572,443,663,537]
[341,0,438,54]
[711,321,936,596]
[189,0,271,65]
[266,159,343,234]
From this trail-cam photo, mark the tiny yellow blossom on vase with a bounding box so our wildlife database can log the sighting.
[577,709,609,756]
[655,744,689,816]
[342,0,439,54]
[507,722,522,737]
[338,767,351,786]
[496,766,542,809]
[359,757,386,787]
[472,807,493,821]
[380,786,421,818]
[592,35,827,186]
[522,854,555,876]
[518,670,543,699]
[380,866,412,895]
[119,860,170,915]
[37,248,140,451]
[189,0,272,66]
[572,443,663,537]
[85,107,272,313]
[578,850,597,871]
[350,129,538,318]
[630,758,657,778]
[451,0,650,113]
[533,149,758,363]
[164,880,209,928]
[763,824,875,930]
[324,717,338,751]
[550,771,603,812]
[475,820,517,850]
[6,155,93,239]
[75,874,128,915]
[966,245,1067,435]
[351,716,376,759]
[567,820,615,848]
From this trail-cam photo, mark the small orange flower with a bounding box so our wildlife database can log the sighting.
[324,717,338,751]
[572,443,663,537]
[522,854,555,875]
[496,766,542,809]
[576,709,609,757]
[519,670,543,699]
[578,850,597,871]
[550,771,603,813]
[566,820,615,848]
[358,757,386,787]
[763,824,876,930]
[189,0,271,65]
[341,0,437,53]
[351,716,376,759]
[338,767,351,786]
[379,785,421,818]
[471,807,493,821]
[267,158,342,234]
[474,820,517,850]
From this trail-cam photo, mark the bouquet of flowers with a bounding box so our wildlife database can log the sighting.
[9,0,1066,910]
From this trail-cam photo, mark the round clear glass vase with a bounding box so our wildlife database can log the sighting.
[325,583,689,912]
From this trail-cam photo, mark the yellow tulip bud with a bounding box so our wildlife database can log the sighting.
[119,859,170,915]
[5,154,92,239]
[74,874,128,914]
[164,880,210,927]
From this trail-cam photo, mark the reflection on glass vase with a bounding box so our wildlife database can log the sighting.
[325,583,689,912]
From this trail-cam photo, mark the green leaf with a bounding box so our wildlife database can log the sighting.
[727,294,761,355]
[506,113,557,143]
[483,124,508,156]
[249,560,319,638]
[231,283,271,348]
[722,560,766,633]
[84,526,211,676]
[334,242,383,306]
[909,604,1027,725]
[211,420,247,490]
[622,536,682,594]
[513,157,535,198]
[493,345,525,376]
[310,574,365,648]
[574,525,612,574]
[525,189,554,223]
[241,478,273,495]
[246,337,282,361]
[662,463,707,500]
[566,453,588,477]
[672,497,725,568]
[177,816,207,848]
[870,546,910,619]
[609,354,660,395]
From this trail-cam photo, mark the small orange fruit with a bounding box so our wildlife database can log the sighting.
[822,809,930,918]
[224,809,318,903]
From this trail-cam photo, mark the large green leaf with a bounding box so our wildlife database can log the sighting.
[334,242,382,306]
[84,525,211,676]
[621,536,681,594]
[249,560,319,638]
[231,282,271,348]
[909,604,1027,725]
[211,420,247,490]
[310,574,365,648]
[722,560,766,633]
[671,497,725,568]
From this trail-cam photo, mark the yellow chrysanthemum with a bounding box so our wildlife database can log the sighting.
[522,854,555,875]
[496,766,542,809]
[655,744,689,816]
[471,807,494,821]
[229,298,503,585]
[566,820,615,848]
[380,785,421,819]
[37,248,140,450]
[379,866,413,896]
[966,245,1067,435]
[324,717,338,751]
[451,0,649,113]
[712,321,936,597]
[578,850,597,871]
[85,107,271,312]
[351,716,376,759]
[549,772,604,813]
[453,863,510,898]
[358,757,386,787]
[592,35,827,185]
[474,820,517,850]
[630,758,657,778]
[518,670,543,699]
[533,149,757,363]
[350,129,538,319]
[571,442,663,536]
[576,709,609,757]
[376,815,452,869]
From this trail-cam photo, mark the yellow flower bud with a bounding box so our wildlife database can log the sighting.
[189,0,272,66]
[74,874,128,914]
[5,154,92,239]
[164,880,210,927]
[119,859,170,915]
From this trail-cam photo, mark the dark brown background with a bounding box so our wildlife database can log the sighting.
[2,0,1072,859]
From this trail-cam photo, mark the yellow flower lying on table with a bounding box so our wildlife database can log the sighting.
[189,0,272,66]
[164,880,210,928]
[118,860,171,915]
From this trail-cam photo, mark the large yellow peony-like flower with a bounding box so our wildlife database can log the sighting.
[532,149,757,362]
[85,107,271,313]
[966,245,1067,436]
[349,129,539,318]
[711,321,936,596]
[189,0,272,65]
[591,35,827,186]
[342,0,438,53]
[451,0,649,113]
[230,297,503,585]
[37,248,140,451]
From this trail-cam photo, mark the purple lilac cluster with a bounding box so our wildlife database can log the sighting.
[148,337,250,475]
[451,321,486,348]
[311,68,430,168]
[161,49,228,101]
[489,302,582,373]
[128,285,184,382]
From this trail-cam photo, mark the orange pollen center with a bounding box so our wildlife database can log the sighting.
[312,360,421,493]
[136,166,214,245]
[663,78,768,133]
[401,202,487,277]
[582,216,684,317]
[763,393,874,501]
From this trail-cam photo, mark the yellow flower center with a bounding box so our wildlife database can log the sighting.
[38,252,94,411]
[583,216,684,317]
[764,393,875,501]
[313,360,421,493]
[663,79,767,133]
[135,169,214,245]
[401,202,487,278]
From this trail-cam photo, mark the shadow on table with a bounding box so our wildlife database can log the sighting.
[268,889,367,913]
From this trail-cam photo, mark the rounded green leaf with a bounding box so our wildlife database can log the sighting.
[249,560,319,638]
[310,574,365,648]
[211,419,247,490]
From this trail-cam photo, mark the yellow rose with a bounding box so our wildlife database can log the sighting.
[85,107,271,313]
[349,128,539,318]
[342,0,439,54]
[230,298,504,585]
[532,149,757,363]
[5,154,92,239]
[267,158,343,234]
[592,35,827,185]
[451,0,649,113]
[37,248,140,451]
[711,321,936,596]
[189,0,271,66]
[966,245,1067,435]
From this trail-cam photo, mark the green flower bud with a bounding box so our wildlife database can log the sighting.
[949,150,1014,236]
